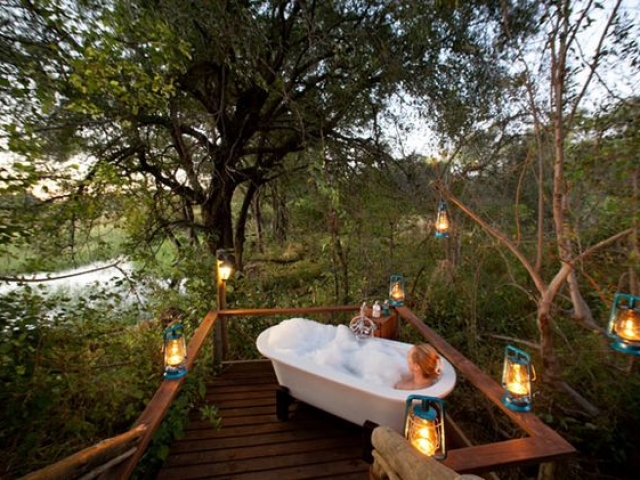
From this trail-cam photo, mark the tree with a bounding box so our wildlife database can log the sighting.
[1,0,534,268]
[436,0,640,414]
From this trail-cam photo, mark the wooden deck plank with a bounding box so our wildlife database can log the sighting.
[158,457,367,480]
[157,360,369,480]
[180,417,333,440]
[163,437,361,466]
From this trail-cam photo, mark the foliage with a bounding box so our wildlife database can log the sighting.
[0,244,218,478]
[0,0,536,265]
[0,287,160,476]
[1,1,639,479]
[133,364,215,479]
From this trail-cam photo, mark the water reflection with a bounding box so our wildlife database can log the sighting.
[0,259,175,333]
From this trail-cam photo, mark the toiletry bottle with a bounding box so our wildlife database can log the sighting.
[372,300,381,318]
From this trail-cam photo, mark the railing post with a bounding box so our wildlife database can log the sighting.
[214,279,226,368]
[214,249,233,368]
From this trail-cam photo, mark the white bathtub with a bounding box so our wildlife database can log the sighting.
[256,318,457,433]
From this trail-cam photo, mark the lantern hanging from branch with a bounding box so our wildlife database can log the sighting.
[501,345,535,412]
[403,395,446,459]
[434,201,450,238]
[163,323,188,380]
[389,274,405,307]
[607,293,640,356]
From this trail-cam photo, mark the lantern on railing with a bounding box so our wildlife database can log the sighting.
[163,323,188,379]
[216,249,234,282]
[607,293,640,356]
[404,395,446,459]
[434,201,450,238]
[501,345,535,412]
[389,274,405,307]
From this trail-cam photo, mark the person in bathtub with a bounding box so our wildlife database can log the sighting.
[394,343,442,390]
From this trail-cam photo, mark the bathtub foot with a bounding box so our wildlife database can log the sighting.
[362,420,378,464]
[276,386,293,421]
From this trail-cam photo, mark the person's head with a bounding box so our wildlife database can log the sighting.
[408,343,441,379]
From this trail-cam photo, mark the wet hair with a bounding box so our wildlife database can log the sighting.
[411,343,441,378]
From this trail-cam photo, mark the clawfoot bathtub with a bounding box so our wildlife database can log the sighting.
[256,318,457,433]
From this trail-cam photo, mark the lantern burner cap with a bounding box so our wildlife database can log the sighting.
[413,404,438,421]
[501,394,533,412]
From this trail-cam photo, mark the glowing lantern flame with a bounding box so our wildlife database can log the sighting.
[404,395,446,459]
[613,308,640,342]
[501,345,535,412]
[388,275,405,306]
[163,324,188,379]
[434,201,450,238]
[504,363,530,397]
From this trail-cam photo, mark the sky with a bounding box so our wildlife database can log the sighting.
[387,0,640,156]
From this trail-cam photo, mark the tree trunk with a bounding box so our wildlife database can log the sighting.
[202,181,235,255]
[182,199,199,245]
[252,188,264,254]
[271,183,288,245]
[630,166,640,296]
[536,296,559,378]
[549,0,596,333]
[234,181,260,272]
[538,290,600,415]
[327,208,349,304]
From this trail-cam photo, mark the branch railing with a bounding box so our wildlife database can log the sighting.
[20,304,575,479]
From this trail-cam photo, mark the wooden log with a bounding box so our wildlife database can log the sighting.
[20,424,146,480]
[371,450,401,480]
[370,426,483,480]
[78,448,136,480]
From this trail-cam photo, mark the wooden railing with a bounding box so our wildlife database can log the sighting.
[20,304,575,479]
[395,307,576,474]
[18,309,221,480]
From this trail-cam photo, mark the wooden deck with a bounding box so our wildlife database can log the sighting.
[157,360,370,480]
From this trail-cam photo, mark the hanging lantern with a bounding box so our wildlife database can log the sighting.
[607,293,640,356]
[388,274,405,307]
[501,345,535,412]
[434,201,450,238]
[403,395,446,459]
[163,323,188,379]
[216,249,234,281]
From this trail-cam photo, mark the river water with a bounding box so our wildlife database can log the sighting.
[0,259,163,331]
[0,259,136,297]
